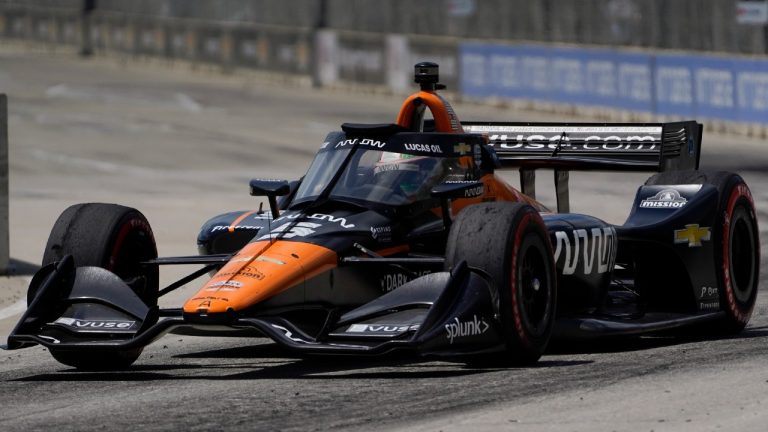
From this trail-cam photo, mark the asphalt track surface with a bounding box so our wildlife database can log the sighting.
[0,47,767,432]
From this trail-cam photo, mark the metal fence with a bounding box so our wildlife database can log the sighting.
[1,0,765,54]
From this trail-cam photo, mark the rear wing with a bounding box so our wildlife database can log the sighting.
[462,121,703,212]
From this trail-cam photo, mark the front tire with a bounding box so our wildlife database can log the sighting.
[446,202,557,365]
[40,203,159,370]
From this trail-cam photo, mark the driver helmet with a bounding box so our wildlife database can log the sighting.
[373,152,437,198]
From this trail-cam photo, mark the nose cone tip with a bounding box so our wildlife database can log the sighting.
[184,297,233,314]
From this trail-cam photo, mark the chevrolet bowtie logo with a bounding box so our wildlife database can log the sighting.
[454,143,471,155]
[674,224,711,247]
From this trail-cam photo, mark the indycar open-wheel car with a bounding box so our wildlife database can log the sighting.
[4,62,760,370]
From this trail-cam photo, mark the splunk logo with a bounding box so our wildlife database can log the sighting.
[553,227,617,276]
[445,315,489,344]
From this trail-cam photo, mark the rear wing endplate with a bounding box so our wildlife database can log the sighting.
[462,121,702,212]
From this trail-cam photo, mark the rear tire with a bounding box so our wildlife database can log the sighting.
[40,203,159,370]
[445,202,556,365]
[646,171,760,333]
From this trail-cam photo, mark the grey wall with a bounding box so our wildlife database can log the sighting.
[1,0,766,54]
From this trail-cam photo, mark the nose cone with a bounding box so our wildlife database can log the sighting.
[183,240,337,315]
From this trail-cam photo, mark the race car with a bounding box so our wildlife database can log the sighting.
[4,62,760,370]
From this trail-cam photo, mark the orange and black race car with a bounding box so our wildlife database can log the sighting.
[4,63,761,370]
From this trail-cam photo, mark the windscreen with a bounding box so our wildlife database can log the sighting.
[293,147,470,207]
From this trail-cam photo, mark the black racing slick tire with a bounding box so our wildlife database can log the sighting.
[40,203,159,370]
[646,171,760,333]
[446,202,557,365]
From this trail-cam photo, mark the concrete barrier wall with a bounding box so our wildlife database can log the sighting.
[1,6,766,138]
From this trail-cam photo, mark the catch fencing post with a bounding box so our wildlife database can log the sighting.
[0,95,8,274]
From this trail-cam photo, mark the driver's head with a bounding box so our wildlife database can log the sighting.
[373,152,437,199]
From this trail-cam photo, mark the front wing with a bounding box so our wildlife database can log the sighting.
[4,258,504,357]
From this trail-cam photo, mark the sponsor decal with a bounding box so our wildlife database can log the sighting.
[380,273,408,292]
[674,224,711,247]
[211,225,260,232]
[345,324,420,333]
[699,301,720,311]
[273,213,355,229]
[454,142,471,155]
[475,126,661,151]
[553,227,617,275]
[465,185,484,198]
[334,138,385,149]
[436,94,461,132]
[445,315,489,344]
[374,163,419,174]
[191,296,229,302]
[441,181,484,198]
[380,270,431,292]
[258,221,322,240]
[370,225,392,242]
[403,143,443,154]
[640,189,688,209]
[54,317,136,330]
[700,286,719,299]
[215,267,266,280]
[473,142,482,166]
[487,137,657,151]
[206,280,244,291]
[231,255,284,265]
[468,126,660,134]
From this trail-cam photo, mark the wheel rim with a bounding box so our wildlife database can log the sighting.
[109,218,157,303]
[518,240,551,335]
[729,209,756,304]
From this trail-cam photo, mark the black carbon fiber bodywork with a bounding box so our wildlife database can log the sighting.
[4,122,754,360]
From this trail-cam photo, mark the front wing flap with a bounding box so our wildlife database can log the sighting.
[6,255,159,350]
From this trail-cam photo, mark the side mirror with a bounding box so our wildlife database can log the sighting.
[430,181,484,228]
[480,144,501,171]
[249,179,290,218]
[249,179,290,197]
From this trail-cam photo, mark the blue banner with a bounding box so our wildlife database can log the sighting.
[735,58,768,123]
[654,54,696,118]
[460,42,768,125]
[614,52,654,112]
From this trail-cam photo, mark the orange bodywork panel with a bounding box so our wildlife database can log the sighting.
[430,173,549,220]
[482,173,546,209]
[395,91,463,133]
[183,241,337,314]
